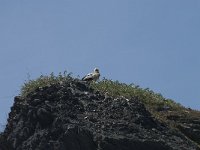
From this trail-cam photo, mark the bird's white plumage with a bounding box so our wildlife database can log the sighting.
[82,68,100,82]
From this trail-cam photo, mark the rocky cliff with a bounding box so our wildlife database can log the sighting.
[0,78,200,150]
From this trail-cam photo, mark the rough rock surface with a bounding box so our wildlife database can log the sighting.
[0,79,199,150]
[167,112,200,145]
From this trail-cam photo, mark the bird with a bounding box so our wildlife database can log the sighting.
[82,68,100,82]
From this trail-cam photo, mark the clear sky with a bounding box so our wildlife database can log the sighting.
[0,0,200,131]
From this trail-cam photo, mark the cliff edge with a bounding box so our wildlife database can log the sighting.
[0,76,200,150]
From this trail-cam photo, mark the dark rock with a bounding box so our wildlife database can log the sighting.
[36,108,53,127]
[178,124,200,144]
[31,99,43,106]
[98,137,171,150]
[0,79,200,150]
[62,125,96,150]
[167,114,200,145]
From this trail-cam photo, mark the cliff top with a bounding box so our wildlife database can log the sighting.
[0,72,200,150]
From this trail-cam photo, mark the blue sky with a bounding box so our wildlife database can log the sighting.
[0,0,200,131]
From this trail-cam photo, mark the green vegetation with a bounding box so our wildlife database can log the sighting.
[21,72,73,97]
[20,72,190,128]
[15,73,200,147]
[21,72,183,113]
[90,78,189,124]
[19,72,200,141]
[91,78,183,111]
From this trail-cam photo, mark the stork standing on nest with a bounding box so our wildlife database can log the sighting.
[82,68,100,82]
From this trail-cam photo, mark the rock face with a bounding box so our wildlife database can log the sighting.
[0,79,200,150]
[167,112,200,145]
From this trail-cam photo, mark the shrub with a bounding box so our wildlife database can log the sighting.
[21,71,73,97]
[91,78,183,111]
[20,73,184,112]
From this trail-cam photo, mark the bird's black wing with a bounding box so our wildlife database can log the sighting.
[82,73,94,81]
